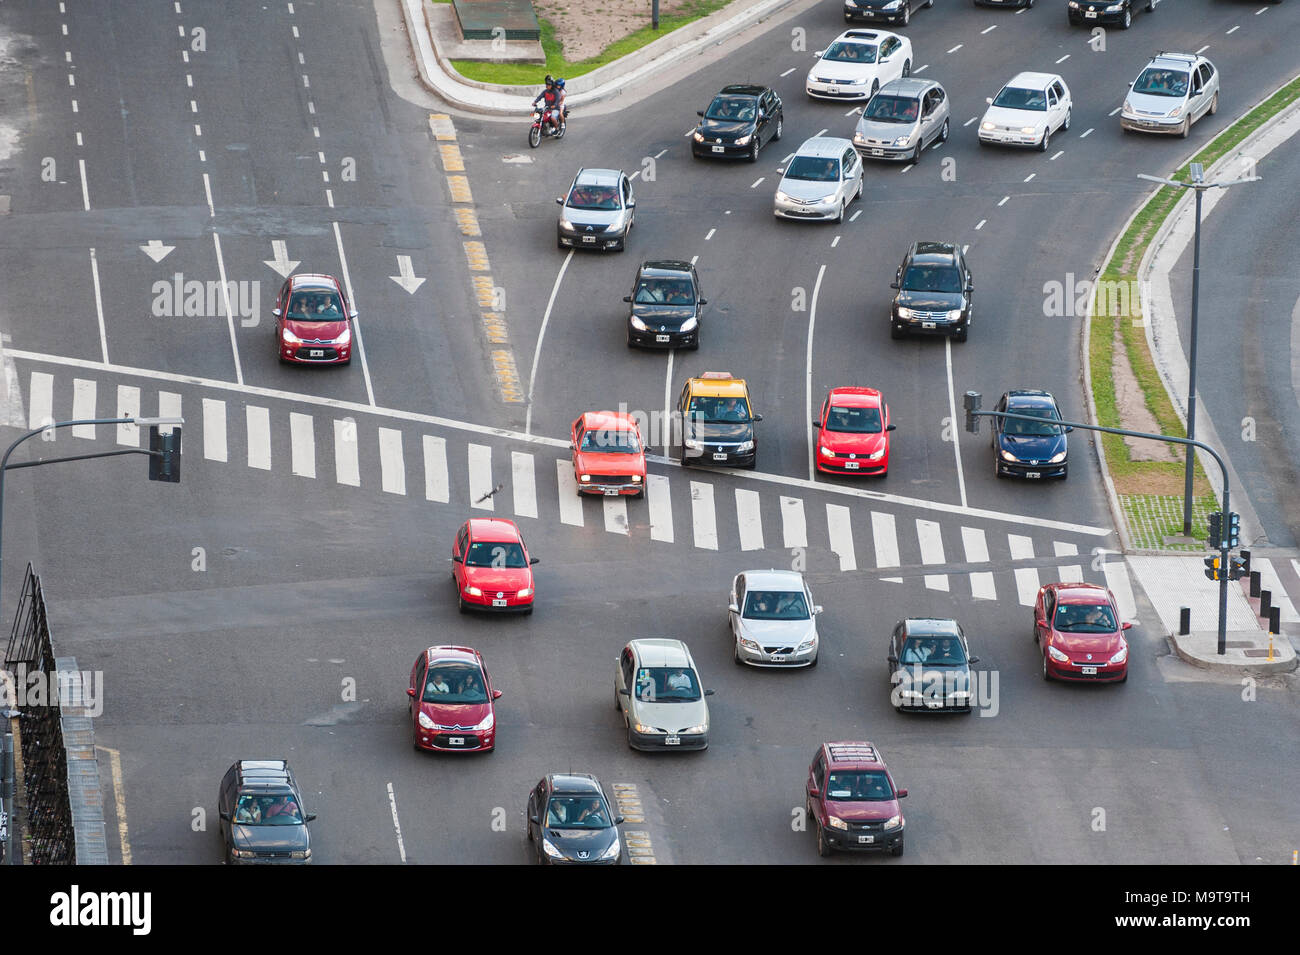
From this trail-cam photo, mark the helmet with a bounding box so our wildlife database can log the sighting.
[544,74,554,86]
[555,78,565,89]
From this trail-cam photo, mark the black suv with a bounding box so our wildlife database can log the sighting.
[217,759,316,864]
[526,773,624,865]
[845,0,933,27]
[992,389,1071,479]
[889,241,973,341]
[887,618,979,713]
[625,260,706,349]
[692,85,783,162]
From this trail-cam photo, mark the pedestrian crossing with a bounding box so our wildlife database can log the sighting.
[21,369,1129,607]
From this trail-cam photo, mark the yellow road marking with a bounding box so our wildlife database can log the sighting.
[481,312,509,344]
[453,207,481,236]
[491,349,524,403]
[97,745,131,865]
[447,176,473,203]
[438,143,465,172]
[472,275,496,308]
[463,241,489,272]
[428,113,457,141]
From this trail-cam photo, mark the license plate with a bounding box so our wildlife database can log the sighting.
[712,452,727,461]
[447,737,464,746]
[844,461,860,470]
[664,736,681,746]
[922,321,937,329]
[492,598,507,607]
[770,654,786,663]
[1081,666,1097,675]
[871,148,884,156]
[1085,10,1097,16]
[309,349,324,357]
[712,145,725,153]
[858,835,874,844]
[1025,472,1041,479]
[582,235,596,243]
[655,334,670,342]
[603,488,619,496]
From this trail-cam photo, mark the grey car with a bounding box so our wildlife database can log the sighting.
[616,638,714,751]
[556,167,636,252]
[774,137,864,223]
[854,78,950,163]
[1121,52,1219,138]
[729,570,823,667]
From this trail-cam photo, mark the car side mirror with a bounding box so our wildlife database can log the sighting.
[1190,88,1200,96]
[752,413,763,422]
[966,281,974,292]
[1122,621,1133,631]
[886,424,897,432]
[622,295,632,302]
[698,297,708,306]
[618,688,630,696]
[271,308,282,317]
[813,50,824,57]
[969,656,981,665]
[1064,425,1074,433]
[887,654,898,664]
[704,689,716,697]
[897,789,908,799]
[889,281,900,290]
[555,196,564,204]
[349,310,359,319]
[614,816,626,826]
[696,110,705,117]
[813,605,823,615]
[985,97,993,105]
[812,419,821,428]
[627,199,636,209]
[304,812,317,822]
[529,556,540,565]
[493,688,503,699]
[218,810,231,822]
[406,687,416,698]
[528,812,540,824]
[728,602,739,614]
[808,785,820,797]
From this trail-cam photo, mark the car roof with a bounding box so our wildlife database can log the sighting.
[574,167,622,187]
[793,136,854,158]
[1146,52,1200,69]
[878,77,936,98]
[639,260,694,277]
[629,638,694,667]
[833,28,892,44]
[424,645,482,667]
[902,617,962,637]
[1006,389,1058,406]
[1003,72,1060,91]
[1054,582,1113,604]
[289,274,340,290]
[579,410,639,432]
[908,241,960,264]
[688,372,749,397]
[741,569,807,590]
[827,386,882,407]
[716,84,766,98]
[466,517,522,542]
[236,760,294,789]
[823,741,887,771]
[548,773,603,795]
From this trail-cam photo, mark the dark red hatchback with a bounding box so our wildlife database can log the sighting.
[407,646,501,753]
[273,273,355,365]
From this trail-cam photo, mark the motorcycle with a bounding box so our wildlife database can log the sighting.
[528,105,569,148]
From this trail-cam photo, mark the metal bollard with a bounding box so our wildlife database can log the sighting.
[1269,607,1281,635]
[1249,570,1261,598]
[1260,589,1272,619]
[1179,606,1191,636]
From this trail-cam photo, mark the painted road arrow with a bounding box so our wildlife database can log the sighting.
[140,240,175,263]
[263,240,300,278]
[389,255,426,294]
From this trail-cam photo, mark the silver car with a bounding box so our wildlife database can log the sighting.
[729,570,823,667]
[556,167,636,252]
[854,77,950,163]
[774,137,863,223]
[615,639,713,751]
[1121,52,1219,138]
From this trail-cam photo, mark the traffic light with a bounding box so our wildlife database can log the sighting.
[963,391,981,434]
[1203,555,1221,581]
[1206,511,1222,546]
[148,425,181,483]
[1227,511,1241,548]
[1228,557,1247,581]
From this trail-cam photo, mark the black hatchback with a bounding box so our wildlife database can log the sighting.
[692,85,783,162]
[527,773,624,865]
[625,260,706,349]
[889,241,974,342]
[217,759,316,864]
[992,390,1071,479]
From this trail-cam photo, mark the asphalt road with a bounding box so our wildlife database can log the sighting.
[0,0,1297,865]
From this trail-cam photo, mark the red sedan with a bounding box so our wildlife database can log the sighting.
[570,411,647,497]
[273,273,355,365]
[451,518,538,614]
[407,646,502,753]
[1034,582,1130,683]
[813,387,895,476]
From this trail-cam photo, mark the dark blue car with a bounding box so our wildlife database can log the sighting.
[992,390,1070,480]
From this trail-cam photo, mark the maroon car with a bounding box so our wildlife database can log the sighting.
[1034,582,1130,683]
[407,646,501,753]
[273,273,355,365]
[805,741,907,857]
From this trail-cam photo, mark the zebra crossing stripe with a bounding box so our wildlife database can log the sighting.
[1008,534,1040,607]
[604,496,629,535]
[290,413,316,478]
[511,451,536,517]
[735,488,764,552]
[246,406,272,470]
[826,504,856,571]
[334,418,361,487]
[962,526,997,600]
[647,474,673,542]
[691,481,718,550]
[28,372,54,431]
[1053,541,1083,582]
[423,436,449,502]
[916,519,948,591]
[117,385,140,446]
[378,428,405,495]
[202,398,227,462]
[555,462,583,526]
[1102,559,1137,622]
[71,378,96,439]
[467,443,493,510]
[158,391,181,437]
[780,496,806,549]
[872,511,900,583]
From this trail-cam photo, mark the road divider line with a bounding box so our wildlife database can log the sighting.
[331,221,375,407]
[944,336,968,508]
[805,263,826,481]
[947,44,962,54]
[525,251,573,434]
[1055,54,1070,64]
[997,195,1009,206]
[974,219,985,230]
[1080,127,1094,138]
[447,175,473,202]
[89,248,108,364]
[1049,150,1064,160]
[98,746,131,865]
[211,232,244,386]
[78,158,89,210]
[385,782,407,864]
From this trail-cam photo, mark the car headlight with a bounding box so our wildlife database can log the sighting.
[233,848,256,859]
[1048,645,1070,663]
[631,475,642,483]
[797,638,817,652]
[1001,449,1019,462]
[629,316,648,331]
[883,0,902,7]
[738,637,760,650]
[332,326,351,346]
[867,447,885,461]
[289,849,311,860]
[980,121,995,131]
[1049,451,1067,464]
[734,134,752,146]
[541,838,563,859]
[1020,126,1037,135]
[418,711,436,729]
[851,77,870,86]
[281,328,302,344]
[517,587,534,598]
[883,814,903,831]
[827,816,849,831]
[472,711,495,731]
[846,0,858,6]
[684,439,702,450]
[1105,3,1122,10]
[580,474,591,482]
[853,132,866,144]
[736,440,754,452]
[599,836,621,860]
[1122,99,1134,115]
[692,131,705,142]
[1168,106,1182,118]
[820,444,835,458]
[634,723,664,734]
[1109,644,1128,665]
[775,190,792,204]
[947,308,963,321]
[464,585,482,597]
[1068,1,1079,7]
[893,135,911,147]
[896,306,915,319]
[678,316,698,332]
[810,195,837,204]
[559,219,577,232]
[681,724,707,735]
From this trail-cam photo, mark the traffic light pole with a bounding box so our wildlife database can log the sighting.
[963,396,1233,655]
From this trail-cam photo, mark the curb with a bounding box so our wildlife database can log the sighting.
[1167,631,1296,675]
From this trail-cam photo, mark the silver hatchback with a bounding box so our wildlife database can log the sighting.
[853,78,950,163]
[556,167,636,252]
[1121,53,1219,138]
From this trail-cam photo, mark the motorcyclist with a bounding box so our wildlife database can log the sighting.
[532,75,565,134]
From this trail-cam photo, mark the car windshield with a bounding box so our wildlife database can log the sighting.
[634,278,696,305]
[992,86,1047,111]
[900,636,967,665]
[784,156,841,182]
[464,541,527,568]
[1055,603,1118,633]
[902,265,963,293]
[705,95,757,122]
[1004,406,1062,436]
[823,40,877,64]
[1133,68,1190,97]
[632,666,701,702]
[545,795,611,829]
[580,429,642,453]
[421,661,489,703]
[826,405,882,433]
[233,793,303,826]
[825,771,893,802]
[286,290,344,321]
[743,590,810,620]
[864,95,918,123]
[567,185,621,210]
[688,396,749,423]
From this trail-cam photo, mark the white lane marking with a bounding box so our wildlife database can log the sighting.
[781,153,795,164]
[331,221,376,407]
[647,474,673,542]
[1254,559,1299,622]
[325,189,334,208]
[292,24,300,38]
[89,249,108,363]
[198,149,205,162]
[962,244,969,254]
[900,164,914,174]
[313,126,320,138]
[1103,560,1137,622]
[202,172,214,216]
[317,151,325,164]
[78,159,89,210]
[246,406,271,470]
[211,232,243,385]
[780,67,795,77]
[467,443,493,509]
[1196,44,1209,54]
[751,177,764,188]
[962,526,996,600]
[871,511,901,582]
[302,75,310,88]
[844,106,861,117]
[378,427,406,495]
[735,488,764,551]
[556,461,584,526]
[981,25,996,34]
[10,349,1113,536]
[76,131,82,146]
[1226,25,1239,34]
[1024,173,1036,182]
[308,102,315,114]
[690,255,698,265]
[944,337,968,508]
[203,398,227,462]
[815,128,828,138]
[1109,107,1121,116]
[629,170,640,182]
[826,504,856,571]
[604,496,629,535]
[654,148,667,159]
[1255,6,1268,13]
[385,782,407,864]
[194,124,201,136]
[290,412,315,478]
[964,116,977,127]
[662,348,674,456]
[298,52,305,65]
[28,372,54,430]
[524,250,572,435]
[422,435,448,502]
[334,418,360,487]
[182,50,188,62]
[913,64,928,73]
[1080,127,1094,139]
[917,519,949,591]
[71,378,96,438]
[831,235,840,247]
[850,209,862,222]
[157,391,181,437]
[1008,534,1040,607]
[705,228,716,240]
[190,100,197,113]
[975,219,986,230]
[1049,150,1064,160]
[997,195,1009,206]
[691,481,718,550]
[1053,541,1083,582]
[805,263,827,481]
[116,385,140,446]
[1055,54,1070,64]
[781,496,807,548]
[947,44,962,54]
[511,450,536,517]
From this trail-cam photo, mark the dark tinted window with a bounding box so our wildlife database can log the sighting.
[464,541,527,568]
[825,771,893,801]
[785,156,841,181]
[1055,603,1118,633]
[1003,405,1063,436]
[421,661,488,703]
[865,95,919,123]
[705,95,757,122]
[826,405,882,434]
[903,264,963,293]
[992,86,1046,111]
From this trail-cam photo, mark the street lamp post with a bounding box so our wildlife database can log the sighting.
[1136,162,1258,536]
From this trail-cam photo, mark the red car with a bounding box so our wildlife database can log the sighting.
[570,411,646,497]
[812,387,895,476]
[407,646,502,753]
[1034,582,1131,683]
[805,741,907,857]
[273,273,355,365]
[450,518,538,614]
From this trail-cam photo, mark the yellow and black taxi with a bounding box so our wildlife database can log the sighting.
[675,371,762,469]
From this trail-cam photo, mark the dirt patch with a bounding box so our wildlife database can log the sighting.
[1113,469,1208,496]
[1111,321,1178,464]
[534,0,697,63]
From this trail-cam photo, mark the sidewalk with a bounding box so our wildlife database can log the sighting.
[398,0,810,115]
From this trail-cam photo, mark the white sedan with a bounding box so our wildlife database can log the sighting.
[806,29,912,102]
[978,72,1072,151]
